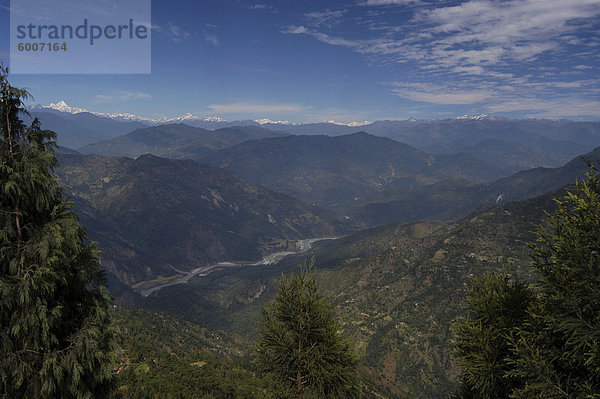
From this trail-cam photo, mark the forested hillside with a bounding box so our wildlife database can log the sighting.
[127,184,564,396]
[56,153,348,287]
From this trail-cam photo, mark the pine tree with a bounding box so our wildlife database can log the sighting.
[454,166,600,398]
[453,269,534,398]
[0,65,116,397]
[256,258,361,399]
[507,166,600,398]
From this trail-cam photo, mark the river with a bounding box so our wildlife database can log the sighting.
[139,237,338,297]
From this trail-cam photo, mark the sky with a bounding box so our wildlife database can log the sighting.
[0,0,599,123]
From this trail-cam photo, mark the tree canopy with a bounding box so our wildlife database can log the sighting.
[454,166,600,398]
[256,258,361,399]
[0,64,116,398]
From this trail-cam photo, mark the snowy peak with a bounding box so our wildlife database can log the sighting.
[35,101,510,130]
[456,114,489,120]
[36,102,227,125]
[255,118,294,125]
[322,120,371,127]
[201,115,226,123]
[163,114,226,123]
[39,101,372,128]
[46,101,89,114]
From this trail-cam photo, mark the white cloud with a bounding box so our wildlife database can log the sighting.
[152,23,191,43]
[207,102,305,114]
[166,23,191,43]
[204,34,220,46]
[360,0,421,5]
[289,0,600,72]
[417,0,600,68]
[248,4,278,12]
[390,83,491,104]
[283,26,309,35]
[305,9,347,26]
[282,26,417,59]
[422,0,600,41]
[487,98,600,118]
[285,0,600,117]
[452,66,485,75]
[93,92,151,103]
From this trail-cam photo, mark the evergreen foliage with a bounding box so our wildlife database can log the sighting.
[453,270,534,398]
[454,166,600,398]
[256,258,361,398]
[508,166,600,398]
[0,65,116,398]
[113,307,282,399]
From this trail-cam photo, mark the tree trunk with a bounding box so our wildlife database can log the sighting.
[297,365,302,399]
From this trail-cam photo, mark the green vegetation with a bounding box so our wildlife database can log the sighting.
[256,259,361,398]
[454,167,600,397]
[351,147,599,226]
[137,188,558,397]
[283,196,553,397]
[56,153,347,287]
[0,66,115,397]
[112,306,281,398]
[453,270,534,398]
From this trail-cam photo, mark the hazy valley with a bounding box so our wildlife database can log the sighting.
[38,105,600,397]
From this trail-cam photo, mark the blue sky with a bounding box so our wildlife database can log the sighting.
[1,0,599,123]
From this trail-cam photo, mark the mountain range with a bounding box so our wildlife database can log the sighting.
[57,153,348,287]
[136,175,569,397]
[455,136,589,174]
[201,132,505,207]
[40,100,600,398]
[31,102,600,156]
[351,146,600,226]
[26,109,147,149]
[286,187,562,397]
[78,124,288,159]
[49,110,600,294]
[56,134,600,314]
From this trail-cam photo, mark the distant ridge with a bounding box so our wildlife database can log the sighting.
[202,131,505,207]
[33,101,369,128]
[78,123,288,159]
[31,102,600,153]
[352,146,600,226]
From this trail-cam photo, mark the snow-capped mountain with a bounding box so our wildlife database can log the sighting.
[255,118,295,125]
[27,103,149,149]
[33,101,372,129]
[39,102,226,125]
[45,101,89,114]
[456,114,490,120]
[322,120,370,127]
[28,101,600,157]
